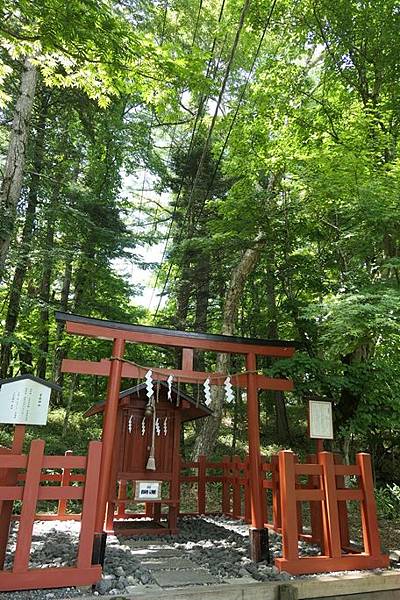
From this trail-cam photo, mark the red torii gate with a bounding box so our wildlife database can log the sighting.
[56,311,298,562]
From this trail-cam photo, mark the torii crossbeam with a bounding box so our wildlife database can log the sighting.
[56,311,298,563]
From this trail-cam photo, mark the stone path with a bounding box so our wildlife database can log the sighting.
[0,515,308,598]
[124,539,218,589]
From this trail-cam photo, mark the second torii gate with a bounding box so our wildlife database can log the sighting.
[56,311,297,562]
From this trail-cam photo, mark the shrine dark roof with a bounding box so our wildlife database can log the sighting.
[56,311,300,349]
[84,381,212,421]
[0,374,61,391]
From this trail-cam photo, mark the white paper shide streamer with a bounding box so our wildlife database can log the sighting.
[141,417,146,435]
[203,377,211,406]
[167,374,173,402]
[128,414,133,433]
[155,417,161,436]
[145,369,154,398]
[163,417,168,436]
[224,376,234,404]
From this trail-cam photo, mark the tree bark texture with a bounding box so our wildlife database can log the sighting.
[0,90,47,378]
[36,217,55,379]
[0,58,38,278]
[191,233,266,458]
[62,373,79,438]
[193,249,210,373]
[265,258,291,444]
[52,257,73,405]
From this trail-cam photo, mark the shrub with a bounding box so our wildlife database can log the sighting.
[375,484,400,520]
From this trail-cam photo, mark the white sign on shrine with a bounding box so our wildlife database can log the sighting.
[0,377,52,425]
[309,400,334,440]
[135,481,162,501]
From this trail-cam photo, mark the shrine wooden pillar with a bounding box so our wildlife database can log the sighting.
[93,337,125,562]
[246,352,268,562]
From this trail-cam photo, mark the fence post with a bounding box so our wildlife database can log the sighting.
[117,480,127,518]
[77,441,102,568]
[278,450,299,562]
[57,450,73,518]
[225,457,233,517]
[13,439,45,573]
[105,500,115,531]
[294,455,303,537]
[356,453,383,558]
[0,427,25,569]
[333,453,350,549]
[244,456,251,523]
[232,455,241,519]
[271,455,281,531]
[198,455,206,515]
[222,455,230,515]
[319,452,342,558]
[307,454,323,548]
[0,452,15,569]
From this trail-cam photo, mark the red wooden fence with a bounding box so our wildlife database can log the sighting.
[2,446,387,580]
[0,440,102,592]
[178,451,387,574]
[10,449,84,522]
[275,450,388,574]
[179,455,251,520]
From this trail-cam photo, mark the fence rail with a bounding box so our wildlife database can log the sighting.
[0,440,102,592]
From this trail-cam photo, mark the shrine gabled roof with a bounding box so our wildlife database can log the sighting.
[84,381,212,420]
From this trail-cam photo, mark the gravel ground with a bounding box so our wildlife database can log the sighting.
[0,515,394,599]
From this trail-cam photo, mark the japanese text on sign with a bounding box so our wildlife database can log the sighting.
[0,379,51,425]
[309,400,334,440]
[135,481,161,501]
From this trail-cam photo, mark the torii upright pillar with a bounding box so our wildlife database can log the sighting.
[92,337,125,565]
[246,352,268,562]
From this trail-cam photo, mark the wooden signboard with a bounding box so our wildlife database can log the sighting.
[308,400,333,440]
[135,481,162,501]
[0,378,51,425]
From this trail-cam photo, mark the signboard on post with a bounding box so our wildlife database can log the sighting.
[135,481,162,501]
[0,375,60,426]
[308,400,333,440]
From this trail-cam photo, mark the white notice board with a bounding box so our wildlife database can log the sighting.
[308,400,333,439]
[135,481,162,501]
[0,379,51,425]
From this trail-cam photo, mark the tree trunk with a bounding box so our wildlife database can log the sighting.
[194,250,210,334]
[0,58,38,278]
[18,346,33,374]
[191,233,266,458]
[73,244,96,312]
[173,251,193,369]
[62,374,79,438]
[0,90,47,378]
[274,391,291,444]
[175,256,193,331]
[335,344,372,431]
[36,217,55,379]
[265,259,291,444]
[52,257,73,405]
[231,388,241,453]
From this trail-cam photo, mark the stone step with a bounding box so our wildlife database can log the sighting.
[152,568,218,588]
[143,558,198,571]
[126,540,175,549]
[129,548,183,558]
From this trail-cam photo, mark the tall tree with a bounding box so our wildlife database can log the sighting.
[0,59,37,277]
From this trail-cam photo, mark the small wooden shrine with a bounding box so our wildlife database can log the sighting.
[85,381,211,535]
